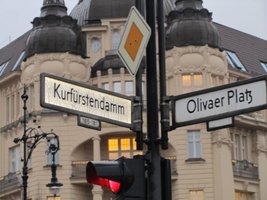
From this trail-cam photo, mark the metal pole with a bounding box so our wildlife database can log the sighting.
[146,0,162,199]
[157,0,169,149]
[21,86,28,200]
[135,0,144,150]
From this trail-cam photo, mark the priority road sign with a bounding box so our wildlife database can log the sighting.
[40,73,134,129]
[171,75,267,128]
[118,6,151,76]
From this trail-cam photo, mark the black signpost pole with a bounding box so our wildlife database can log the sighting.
[146,0,162,199]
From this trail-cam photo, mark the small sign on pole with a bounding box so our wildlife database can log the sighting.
[118,6,151,76]
[78,116,101,131]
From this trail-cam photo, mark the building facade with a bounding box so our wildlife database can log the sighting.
[1,0,267,200]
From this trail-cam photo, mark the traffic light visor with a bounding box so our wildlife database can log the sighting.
[86,161,122,193]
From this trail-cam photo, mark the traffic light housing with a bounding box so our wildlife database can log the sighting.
[86,156,146,199]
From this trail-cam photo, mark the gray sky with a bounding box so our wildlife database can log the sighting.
[0,0,267,49]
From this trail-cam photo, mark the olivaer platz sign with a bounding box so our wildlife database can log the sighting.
[40,73,134,129]
[171,75,267,128]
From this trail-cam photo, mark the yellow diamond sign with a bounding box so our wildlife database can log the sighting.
[118,6,151,76]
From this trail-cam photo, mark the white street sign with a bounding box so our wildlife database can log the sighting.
[40,73,133,128]
[118,6,151,76]
[172,76,267,128]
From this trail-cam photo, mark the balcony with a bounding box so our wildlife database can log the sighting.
[233,160,259,180]
[0,172,21,196]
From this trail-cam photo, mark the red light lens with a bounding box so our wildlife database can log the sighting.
[88,177,121,193]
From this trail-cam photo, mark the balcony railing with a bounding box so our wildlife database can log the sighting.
[0,172,21,194]
[233,160,259,180]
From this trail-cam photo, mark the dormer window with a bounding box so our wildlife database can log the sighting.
[226,51,246,72]
[0,61,9,76]
[260,62,267,72]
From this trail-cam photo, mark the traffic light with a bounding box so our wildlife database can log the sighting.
[86,156,146,199]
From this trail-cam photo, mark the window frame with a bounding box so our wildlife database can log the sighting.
[187,130,202,159]
[9,145,21,173]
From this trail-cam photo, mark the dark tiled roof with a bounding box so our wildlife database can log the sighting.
[215,23,267,76]
[0,23,267,80]
[0,31,31,79]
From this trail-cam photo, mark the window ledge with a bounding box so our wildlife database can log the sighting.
[43,164,62,169]
[185,158,205,164]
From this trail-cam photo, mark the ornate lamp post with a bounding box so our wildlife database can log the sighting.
[13,86,62,200]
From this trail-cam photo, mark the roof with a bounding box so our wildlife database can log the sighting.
[215,23,267,76]
[0,22,266,80]
[0,31,31,79]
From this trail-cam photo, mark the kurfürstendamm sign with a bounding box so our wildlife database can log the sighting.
[40,73,133,128]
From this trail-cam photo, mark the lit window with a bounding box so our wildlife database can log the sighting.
[9,146,21,173]
[190,190,204,200]
[226,51,246,71]
[108,137,142,160]
[47,196,60,200]
[235,191,252,200]
[125,81,133,96]
[112,30,120,49]
[47,138,60,165]
[0,61,9,76]
[231,132,248,161]
[187,130,201,159]
[102,82,110,91]
[113,82,121,93]
[260,62,267,72]
[12,51,25,71]
[182,74,203,93]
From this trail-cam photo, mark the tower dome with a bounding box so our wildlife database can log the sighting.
[25,0,86,59]
[166,0,221,50]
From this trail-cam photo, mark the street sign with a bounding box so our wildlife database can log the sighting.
[40,73,134,129]
[172,75,267,128]
[118,6,151,76]
[78,115,101,131]
[207,117,234,131]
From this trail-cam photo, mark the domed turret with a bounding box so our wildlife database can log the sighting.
[166,0,221,50]
[25,0,86,59]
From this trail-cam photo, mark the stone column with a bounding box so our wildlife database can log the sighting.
[212,129,235,200]
[92,136,103,200]
[256,132,267,200]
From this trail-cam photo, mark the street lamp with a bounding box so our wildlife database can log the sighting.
[13,86,62,200]
[46,140,63,197]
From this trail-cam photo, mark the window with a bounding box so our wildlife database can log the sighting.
[108,137,142,160]
[260,62,267,72]
[187,130,201,159]
[102,82,110,91]
[91,38,101,53]
[9,146,21,172]
[113,82,121,93]
[231,133,248,161]
[6,96,10,123]
[112,30,120,49]
[182,74,203,93]
[226,51,246,71]
[235,191,252,200]
[125,81,133,96]
[12,51,25,71]
[47,138,60,165]
[0,61,9,76]
[189,190,204,200]
[47,196,60,200]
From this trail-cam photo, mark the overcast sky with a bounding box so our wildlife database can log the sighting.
[0,0,267,49]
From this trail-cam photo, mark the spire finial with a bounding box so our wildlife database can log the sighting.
[41,0,67,17]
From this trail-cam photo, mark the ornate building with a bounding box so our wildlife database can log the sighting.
[0,0,267,199]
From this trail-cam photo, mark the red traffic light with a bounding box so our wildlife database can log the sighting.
[86,160,130,194]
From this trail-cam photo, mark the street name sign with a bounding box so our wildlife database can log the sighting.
[172,76,267,128]
[40,73,134,129]
[78,115,101,131]
[118,6,151,76]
